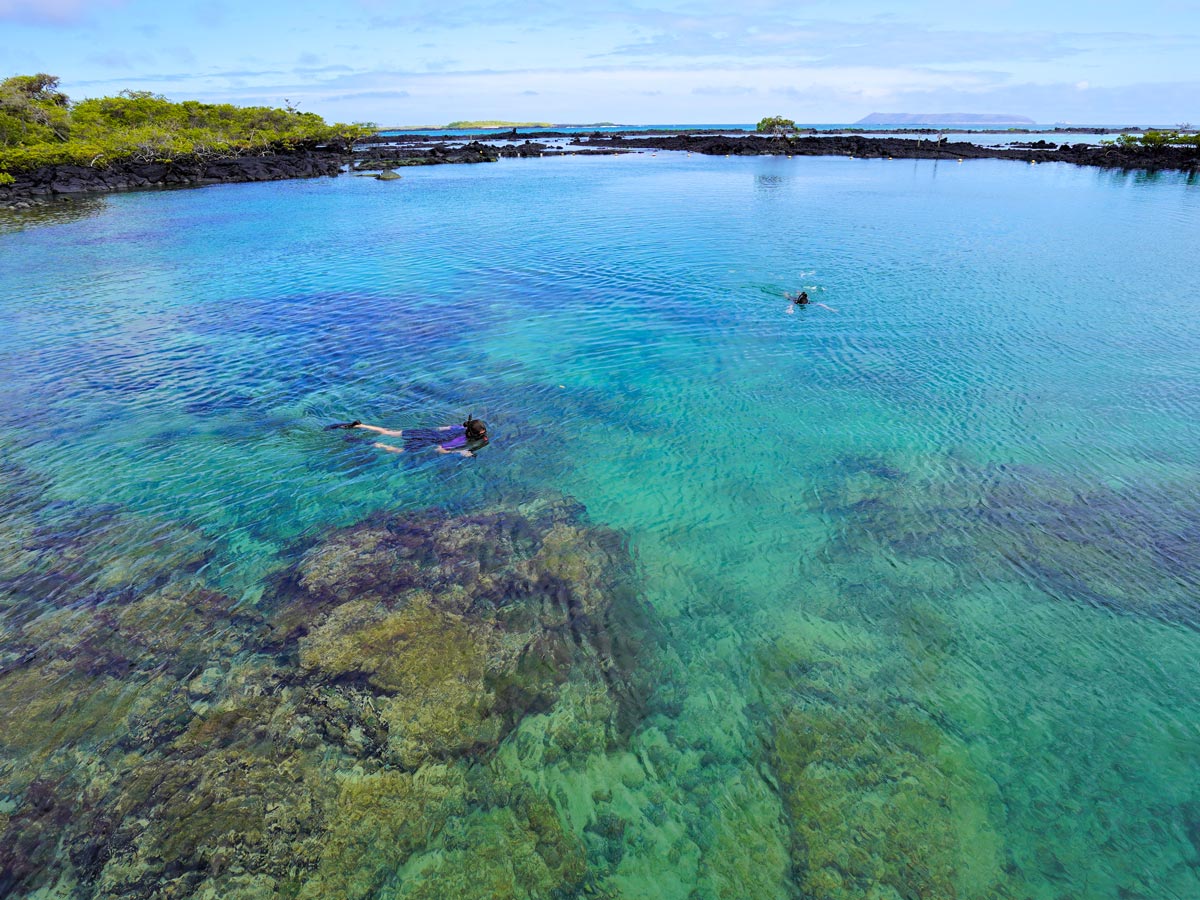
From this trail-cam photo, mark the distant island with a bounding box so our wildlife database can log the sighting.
[445,120,554,129]
[856,113,1037,126]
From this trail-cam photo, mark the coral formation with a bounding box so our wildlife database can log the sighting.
[0,481,661,899]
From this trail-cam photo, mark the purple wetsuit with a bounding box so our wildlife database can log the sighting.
[402,426,468,452]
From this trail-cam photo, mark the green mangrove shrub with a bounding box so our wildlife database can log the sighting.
[1102,130,1200,152]
[756,115,798,138]
[0,72,375,174]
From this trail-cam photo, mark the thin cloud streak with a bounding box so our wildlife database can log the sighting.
[0,0,124,24]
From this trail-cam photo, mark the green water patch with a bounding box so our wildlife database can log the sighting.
[752,451,1200,898]
[753,619,1011,899]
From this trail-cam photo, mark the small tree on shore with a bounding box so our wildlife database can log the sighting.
[756,115,797,139]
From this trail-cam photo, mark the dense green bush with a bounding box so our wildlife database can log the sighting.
[0,73,374,174]
[756,115,797,137]
[1104,130,1200,151]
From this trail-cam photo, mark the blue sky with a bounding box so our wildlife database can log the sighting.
[2,0,1198,125]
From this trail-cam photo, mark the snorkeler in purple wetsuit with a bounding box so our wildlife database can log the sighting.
[327,416,489,457]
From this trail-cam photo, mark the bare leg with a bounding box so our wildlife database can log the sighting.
[373,442,405,453]
[355,423,405,437]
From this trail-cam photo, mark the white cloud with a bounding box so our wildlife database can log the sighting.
[0,0,124,25]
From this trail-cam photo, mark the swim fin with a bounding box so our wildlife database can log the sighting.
[325,420,362,430]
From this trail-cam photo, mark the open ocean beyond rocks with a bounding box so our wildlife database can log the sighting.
[1,151,1199,899]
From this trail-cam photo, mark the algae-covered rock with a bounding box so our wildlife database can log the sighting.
[93,670,343,899]
[756,627,1009,900]
[770,703,1000,899]
[692,769,793,900]
[385,792,588,900]
[0,492,660,900]
[299,594,503,766]
[299,765,469,900]
[281,497,659,743]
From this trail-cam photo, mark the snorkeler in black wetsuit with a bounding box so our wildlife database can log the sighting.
[786,290,836,314]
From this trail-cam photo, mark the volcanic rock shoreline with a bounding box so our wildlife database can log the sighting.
[362,127,1199,172]
[573,132,1200,171]
[2,129,1196,209]
[0,149,346,209]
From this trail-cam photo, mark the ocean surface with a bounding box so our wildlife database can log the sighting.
[1,153,1199,899]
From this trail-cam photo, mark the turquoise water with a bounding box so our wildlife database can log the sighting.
[2,154,1199,899]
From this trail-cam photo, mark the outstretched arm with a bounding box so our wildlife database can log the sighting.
[373,442,405,453]
[436,446,475,458]
[355,423,405,437]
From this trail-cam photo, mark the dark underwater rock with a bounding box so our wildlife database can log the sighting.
[0,502,213,621]
[826,457,1200,629]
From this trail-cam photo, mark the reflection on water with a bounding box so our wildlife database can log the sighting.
[1,156,1199,898]
[0,196,107,234]
[754,173,784,192]
[1096,165,1200,188]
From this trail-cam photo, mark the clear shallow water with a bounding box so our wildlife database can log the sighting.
[1,155,1199,899]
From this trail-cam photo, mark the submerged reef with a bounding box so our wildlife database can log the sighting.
[0,471,663,899]
[754,452,1200,898]
[6,444,1195,897]
[826,456,1200,629]
[756,627,1012,900]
